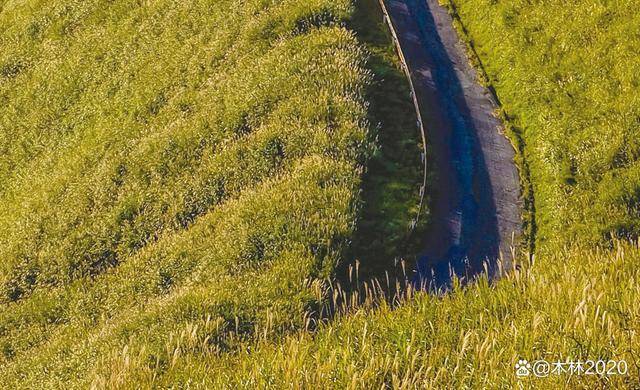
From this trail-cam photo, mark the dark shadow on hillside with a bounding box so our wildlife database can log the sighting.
[334,0,428,298]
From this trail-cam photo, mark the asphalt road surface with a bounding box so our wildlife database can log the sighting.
[385,0,522,290]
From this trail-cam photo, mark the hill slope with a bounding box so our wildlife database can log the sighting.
[0,0,386,386]
[2,0,639,387]
[199,0,640,387]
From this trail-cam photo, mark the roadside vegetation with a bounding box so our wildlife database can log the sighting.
[1,0,639,387]
[343,0,427,284]
[439,0,640,251]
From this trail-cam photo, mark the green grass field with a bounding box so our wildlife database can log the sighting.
[1,0,639,387]
[440,0,640,251]
[194,241,640,388]
[0,0,424,386]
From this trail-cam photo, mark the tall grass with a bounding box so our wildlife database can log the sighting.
[161,242,639,389]
[439,0,640,250]
[2,0,638,387]
[0,0,425,386]
[0,0,372,385]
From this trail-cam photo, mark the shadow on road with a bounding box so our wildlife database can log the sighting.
[391,0,506,291]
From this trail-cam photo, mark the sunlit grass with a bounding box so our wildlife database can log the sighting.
[2,0,638,387]
[0,0,371,385]
[440,0,640,250]
[183,241,640,389]
[0,0,423,386]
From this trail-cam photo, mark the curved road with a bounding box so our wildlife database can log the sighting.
[385,0,522,289]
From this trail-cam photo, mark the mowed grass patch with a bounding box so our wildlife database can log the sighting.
[342,0,427,283]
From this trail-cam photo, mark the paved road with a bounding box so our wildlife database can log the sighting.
[385,0,522,289]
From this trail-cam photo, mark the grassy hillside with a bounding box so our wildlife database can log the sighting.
[193,0,640,387]
[2,0,639,387]
[0,0,368,383]
[195,241,640,388]
[0,0,425,386]
[0,0,363,303]
[440,0,640,250]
